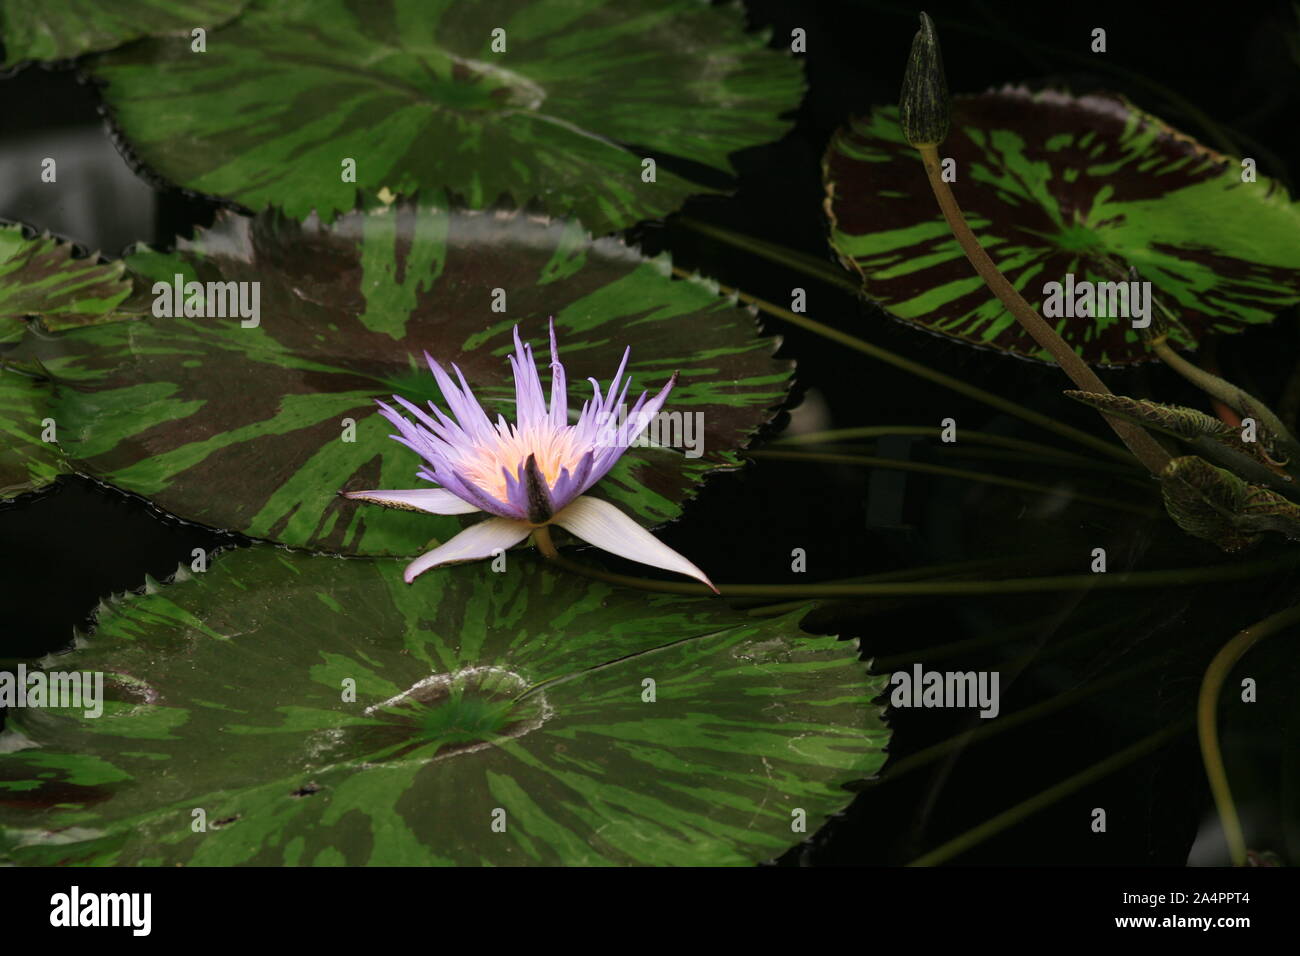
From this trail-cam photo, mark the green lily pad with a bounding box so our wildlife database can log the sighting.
[12,203,789,555]
[0,0,246,66]
[0,361,67,500]
[823,88,1300,365]
[89,0,803,233]
[0,546,886,866]
[0,224,134,345]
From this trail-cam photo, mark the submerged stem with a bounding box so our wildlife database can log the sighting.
[670,265,1137,466]
[915,144,1171,477]
[676,216,861,294]
[884,658,1161,786]
[778,425,1107,466]
[535,548,1297,600]
[907,719,1190,866]
[1197,604,1300,866]
[748,448,1157,516]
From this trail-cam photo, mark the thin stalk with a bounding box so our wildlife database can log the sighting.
[670,265,1137,466]
[777,425,1107,467]
[1150,336,1300,465]
[744,557,1049,617]
[871,616,1121,672]
[675,216,861,294]
[928,446,1151,486]
[748,448,1158,517]
[884,659,1160,784]
[531,525,560,559]
[907,719,1191,866]
[1197,604,1300,866]
[916,144,1171,477]
[532,548,1299,600]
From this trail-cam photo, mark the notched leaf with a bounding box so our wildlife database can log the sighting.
[1160,455,1300,552]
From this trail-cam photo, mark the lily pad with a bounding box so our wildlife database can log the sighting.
[12,203,789,555]
[0,361,66,500]
[0,224,134,345]
[823,87,1300,365]
[0,546,886,866]
[0,0,246,66]
[88,0,803,233]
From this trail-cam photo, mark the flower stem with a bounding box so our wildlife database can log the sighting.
[675,216,862,293]
[884,658,1161,786]
[778,425,1113,467]
[1197,604,1300,866]
[748,448,1158,516]
[906,719,1191,866]
[670,265,1137,466]
[531,525,559,559]
[534,549,1298,599]
[915,144,1172,477]
[871,615,1120,672]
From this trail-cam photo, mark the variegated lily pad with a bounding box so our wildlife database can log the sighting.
[0,546,886,866]
[0,0,246,66]
[0,361,66,500]
[89,0,803,232]
[823,87,1300,365]
[0,224,133,345]
[12,204,789,555]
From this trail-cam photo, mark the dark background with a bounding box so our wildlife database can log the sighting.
[2,0,1299,865]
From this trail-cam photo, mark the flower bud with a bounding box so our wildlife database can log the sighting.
[900,12,950,148]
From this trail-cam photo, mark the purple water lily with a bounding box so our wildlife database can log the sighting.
[344,319,716,591]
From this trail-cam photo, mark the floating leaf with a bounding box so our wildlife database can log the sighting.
[0,224,134,345]
[1161,455,1300,551]
[89,0,803,232]
[13,204,789,555]
[1065,389,1296,495]
[0,546,886,865]
[0,362,65,500]
[823,88,1300,365]
[0,0,246,67]
[1065,391,1236,444]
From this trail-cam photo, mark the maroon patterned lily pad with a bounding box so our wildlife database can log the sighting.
[824,87,1300,365]
[13,204,790,556]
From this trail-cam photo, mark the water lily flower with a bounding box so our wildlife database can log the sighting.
[344,320,716,591]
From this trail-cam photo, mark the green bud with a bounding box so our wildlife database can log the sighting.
[900,12,950,148]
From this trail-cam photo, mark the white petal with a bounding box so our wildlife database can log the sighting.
[344,488,480,515]
[404,517,532,583]
[553,496,717,592]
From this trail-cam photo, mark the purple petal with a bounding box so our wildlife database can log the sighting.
[510,326,547,429]
[604,346,630,409]
[429,466,522,520]
[425,354,493,440]
[547,317,567,427]
[582,372,679,491]
[553,496,716,592]
[548,450,594,513]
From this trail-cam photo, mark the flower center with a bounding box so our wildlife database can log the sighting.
[458,423,589,504]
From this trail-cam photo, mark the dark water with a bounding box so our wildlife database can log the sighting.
[2,0,1299,865]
